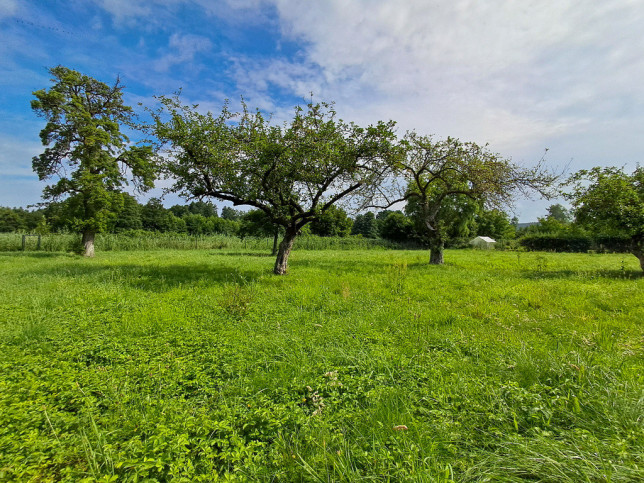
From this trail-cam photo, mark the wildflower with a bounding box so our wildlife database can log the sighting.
[324,371,343,387]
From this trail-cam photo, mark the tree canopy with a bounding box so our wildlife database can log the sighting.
[351,212,378,238]
[309,206,353,237]
[31,66,157,256]
[568,166,644,270]
[473,209,516,240]
[149,97,399,274]
[372,133,558,263]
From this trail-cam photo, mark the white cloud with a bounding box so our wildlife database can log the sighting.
[93,0,272,27]
[154,33,213,72]
[5,0,643,220]
[0,134,41,177]
[227,0,644,160]
[203,0,642,220]
[0,0,18,18]
[0,132,45,207]
[93,0,153,24]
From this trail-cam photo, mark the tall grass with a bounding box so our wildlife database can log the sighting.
[0,232,420,252]
[0,249,641,481]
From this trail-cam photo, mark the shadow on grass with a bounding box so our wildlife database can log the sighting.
[520,269,642,280]
[0,252,74,259]
[219,251,275,258]
[24,261,264,292]
[292,258,389,272]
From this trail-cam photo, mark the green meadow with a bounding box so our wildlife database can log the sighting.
[0,248,642,481]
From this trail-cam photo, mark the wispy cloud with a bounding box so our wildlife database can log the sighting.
[93,0,155,25]
[0,134,41,177]
[0,0,18,18]
[245,0,644,160]
[3,0,643,219]
[154,33,213,72]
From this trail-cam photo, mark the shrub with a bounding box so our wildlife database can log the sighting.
[594,234,632,253]
[519,233,592,252]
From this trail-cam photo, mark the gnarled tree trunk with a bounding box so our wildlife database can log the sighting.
[82,230,96,257]
[429,238,444,265]
[429,231,445,265]
[273,228,298,275]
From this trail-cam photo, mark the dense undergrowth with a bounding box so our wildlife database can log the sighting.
[0,232,416,253]
[0,249,642,481]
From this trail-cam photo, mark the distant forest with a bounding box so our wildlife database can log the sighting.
[1,195,517,243]
[1,199,632,254]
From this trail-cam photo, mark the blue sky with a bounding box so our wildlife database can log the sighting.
[2,0,643,221]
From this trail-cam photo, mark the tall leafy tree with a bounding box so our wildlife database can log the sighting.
[352,212,378,238]
[474,208,516,240]
[141,198,185,232]
[239,209,282,254]
[373,133,557,264]
[309,206,353,237]
[568,166,644,271]
[406,189,478,251]
[221,207,244,221]
[379,211,416,242]
[188,200,218,218]
[149,97,399,274]
[113,193,143,232]
[31,66,157,256]
[0,208,24,232]
[546,203,571,223]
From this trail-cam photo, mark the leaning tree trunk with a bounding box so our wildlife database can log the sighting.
[82,230,96,258]
[273,228,298,275]
[428,238,445,265]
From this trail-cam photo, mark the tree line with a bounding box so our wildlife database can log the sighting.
[0,198,515,242]
[4,198,635,255]
[24,66,644,272]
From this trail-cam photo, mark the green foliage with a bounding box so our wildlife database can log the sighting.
[181,200,218,218]
[183,214,211,235]
[0,208,22,232]
[220,206,244,221]
[0,232,411,253]
[0,207,45,232]
[141,198,185,233]
[0,249,642,480]
[351,212,378,238]
[239,209,279,239]
[568,166,644,269]
[519,233,593,252]
[113,194,143,232]
[473,208,516,240]
[148,96,400,273]
[377,133,557,263]
[378,211,415,242]
[406,190,478,246]
[594,234,634,253]
[31,66,157,254]
[546,203,572,223]
[531,215,572,234]
[210,217,240,236]
[309,205,353,237]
